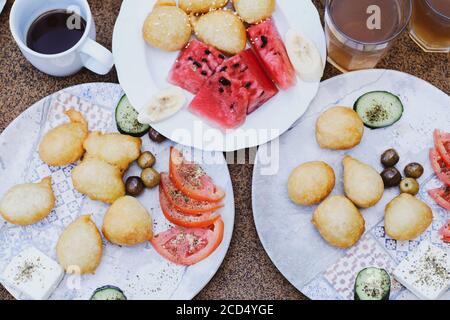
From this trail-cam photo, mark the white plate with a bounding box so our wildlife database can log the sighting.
[0,83,235,300]
[252,69,450,300]
[113,0,326,152]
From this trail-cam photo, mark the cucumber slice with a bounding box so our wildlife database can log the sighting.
[354,91,403,129]
[90,285,127,300]
[116,95,150,137]
[354,267,391,300]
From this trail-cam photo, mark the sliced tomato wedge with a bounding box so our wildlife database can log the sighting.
[159,184,221,228]
[430,149,450,186]
[428,187,450,210]
[438,220,450,243]
[150,219,224,266]
[169,147,225,202]
[434,129,450,168]
[160,173,223,215]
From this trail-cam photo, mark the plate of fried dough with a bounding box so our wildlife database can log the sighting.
[113,0,326,152]
[253,70,450,300]
[0,83,235,300]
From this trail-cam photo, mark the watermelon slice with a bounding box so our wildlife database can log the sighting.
[168,40,226,94]
[247,19,297,90]
[216,49,278,114]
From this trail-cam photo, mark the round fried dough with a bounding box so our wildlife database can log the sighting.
[234,0,275,23]
[102,196,153,246]
[312,196,365,248]
[316,107,364,150]
[385,193,432,241]
[179,0,229,13]
[288,161,335,206]
[193,10,246,55]
[56,215,103,274]
[0,177,55,226]
[39,109,88,166]
[143,6,192,51]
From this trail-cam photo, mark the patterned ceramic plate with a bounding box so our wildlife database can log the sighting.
[0,83,235,300]
[252,70,450,300]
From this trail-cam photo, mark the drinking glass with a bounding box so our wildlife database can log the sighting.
[325,0,412,73]
[409,0,450,52]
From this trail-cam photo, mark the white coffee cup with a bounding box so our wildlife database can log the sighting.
[10,0,114,77]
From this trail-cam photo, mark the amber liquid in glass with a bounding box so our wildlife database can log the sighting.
[326,0,401,72]
[410,0,450,52]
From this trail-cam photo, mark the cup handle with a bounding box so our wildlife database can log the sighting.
[79,38,114,75]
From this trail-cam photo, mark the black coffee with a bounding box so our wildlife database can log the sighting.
[26,9,86,55]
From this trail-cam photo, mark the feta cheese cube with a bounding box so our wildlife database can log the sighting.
[1,247,64,300]
[394,241,449,300]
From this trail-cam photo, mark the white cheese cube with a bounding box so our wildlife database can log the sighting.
[1,247,64,300]
[394,241,449,300]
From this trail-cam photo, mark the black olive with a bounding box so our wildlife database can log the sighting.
[148,127,166,143]
[381,149,400,167]
[381,167,402,188]
[126,176,144,197]
[404,163,424,179]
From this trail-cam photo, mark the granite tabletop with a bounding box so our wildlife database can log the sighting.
[0,0,448,300]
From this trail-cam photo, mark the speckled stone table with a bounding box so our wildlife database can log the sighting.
[0,0,448,300]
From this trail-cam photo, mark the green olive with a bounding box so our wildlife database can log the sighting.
[381,149,400,167]
[381,167,402,188]
[404,163,424,179]
[137,151,156,169]
[125,176,145,197]
[141,168,161,189]
[400,178,420,195]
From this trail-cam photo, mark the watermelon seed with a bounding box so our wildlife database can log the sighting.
[201,58,208,63]
[193,61,202,68]
[219,88,224,93]
[201,71,207,76]
[188,57,193,61]
[261,36,268,48]
[245,82,252,89]
[220,66,228,72]
[219,77,231,86]
[232,63,240,69]
[219,54,226,59]
[205,49,211,55]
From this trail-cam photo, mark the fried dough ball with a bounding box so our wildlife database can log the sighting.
[56,215,103,274]
[143,6,192,52]
[384,194,433,241]
[102,196,153,246]
[233,0,276,24]
[179,0,229,13]
[83,132,141,172]
[38,109,88,166]
[193,10,246,55]
[316,107,364,150]
[312,196,365,249]
[71,157,125,204]
[343,156,384,208]
[0,177,55,226]
[288,161,335,206]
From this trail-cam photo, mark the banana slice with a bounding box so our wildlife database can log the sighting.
[138,87,186,124]
[285,29,324,82]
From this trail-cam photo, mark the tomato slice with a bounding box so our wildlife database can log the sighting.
[160,173,223,215]
[169,147,225,202]
[438,220,450,243]
[159,184,221,228]
[434,129,450,168]
[428,187,450,210]
[150,219,224,266]
[430,149,450,186]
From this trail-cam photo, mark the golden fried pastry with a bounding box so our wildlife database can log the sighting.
[56,215,103,274]
[155,0,176,7]
[343,156,384,208]
[179,0,229,13]
[193,10,246,55]
[233,0,276,23]
[312,196,365,248]
[71,157,125,204]
[384,194,432,241]
[316,107,364,150]
[143,6,192,52]
[0,177,55,226]
[288,161,335,206]
[83,132,141,172]
[102,196,153,246]
[39,109,88,166]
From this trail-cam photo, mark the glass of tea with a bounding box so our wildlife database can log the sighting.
[409,0,450,52]
[325,0,412,72]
